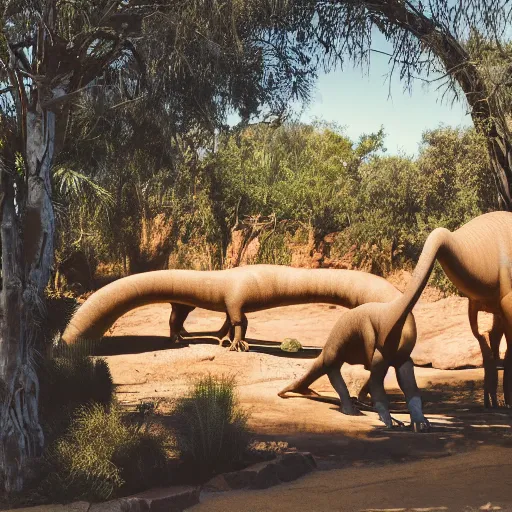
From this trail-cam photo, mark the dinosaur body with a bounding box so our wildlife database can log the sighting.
[278,300,425,430]
[280,212,512,428]
[62,265,415,354]
[386,211,512,407]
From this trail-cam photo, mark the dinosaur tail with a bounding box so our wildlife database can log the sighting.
[381,227,450,343]
[278,356,326,397]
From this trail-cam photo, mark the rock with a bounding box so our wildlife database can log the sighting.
[240,237,260,265]
[128,486,200,512]
[15,503,91,512]
[204,452,316,492]
[249,460,281,489]
[89,486,200,512]
[275,452,316,482]
[89,501,129,512]
[203,474,233,492]
[222,463,263,489]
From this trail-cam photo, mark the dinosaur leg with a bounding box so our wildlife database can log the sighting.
[277,356,324,397]
[327,366,360,416]
[469,300,499,408]
[169,303,195,343]
[499,292,512,406]
[216,315,232,343]
[476,331,499,408]
[357,375,371,402]
[368,351,403,428]
[502,327,512,407]
[485,315,503,408]
[227,308,249,352]
[395,358,430,432]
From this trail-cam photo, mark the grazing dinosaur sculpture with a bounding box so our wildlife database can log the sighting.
[61,265,416,355]
[280,211,512,427]
[277,300,428,430]
[279,212,512,425]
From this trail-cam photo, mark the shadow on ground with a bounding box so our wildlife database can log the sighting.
[99,335,512,470]
[95,334,321,356]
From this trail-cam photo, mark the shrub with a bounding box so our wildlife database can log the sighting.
[173,374,250,479]
[38,403,170,502]
[38,291,80,351]
[38,351,114,443]
[255,231,292,265]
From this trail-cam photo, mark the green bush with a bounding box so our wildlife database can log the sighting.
[38,353,114,442]
[256,231,292,265]
[38,403,170,502]
[38,292,80,350]
[173,374,250,479]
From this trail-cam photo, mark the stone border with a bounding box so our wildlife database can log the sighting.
[204,451,317,492]
[12,452,316,512]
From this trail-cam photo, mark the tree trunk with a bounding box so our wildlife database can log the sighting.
[0,105,55,492]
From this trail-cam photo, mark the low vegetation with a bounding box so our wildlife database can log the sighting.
[3,356,251,507]
[37,402,170,502]
[173,374,251,480]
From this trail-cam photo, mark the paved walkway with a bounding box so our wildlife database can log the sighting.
[191,446,512,512]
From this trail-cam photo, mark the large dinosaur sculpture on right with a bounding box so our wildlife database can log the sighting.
[279,211,512,427]
[390,211,512,407]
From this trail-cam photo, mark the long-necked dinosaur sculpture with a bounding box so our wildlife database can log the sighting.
[277,298,427,430]
[279,211,512,427]
[391,211,512,406]
[61,265,416,355]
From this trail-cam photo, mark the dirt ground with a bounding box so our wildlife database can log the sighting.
[100,287,512,511]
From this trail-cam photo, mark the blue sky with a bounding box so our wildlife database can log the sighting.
[230,30,474,157]
[300,49,473,157]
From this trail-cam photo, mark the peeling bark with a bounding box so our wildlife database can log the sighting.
[0,101,55,492]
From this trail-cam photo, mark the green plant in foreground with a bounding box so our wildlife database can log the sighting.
[39,403,170,502]
[173,374,250,479]
[38,352,114,443]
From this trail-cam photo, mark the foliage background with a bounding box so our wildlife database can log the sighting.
[55,121,497,293]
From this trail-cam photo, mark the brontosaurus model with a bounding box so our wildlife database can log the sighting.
[277,300,428,430]
[61,265,416,355]
[395,211,512,407]
[279,212,512,427]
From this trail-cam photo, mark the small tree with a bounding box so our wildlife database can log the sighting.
[268,1,512,208]
[0,0,317,492]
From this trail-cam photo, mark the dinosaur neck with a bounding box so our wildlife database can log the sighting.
[383,227,450,339]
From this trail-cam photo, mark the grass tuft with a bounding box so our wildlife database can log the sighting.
[173,374,251,479]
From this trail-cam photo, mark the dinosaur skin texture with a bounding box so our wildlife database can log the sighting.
[401,210,512,408]
[61,265,415,355]
[279,211,512,430]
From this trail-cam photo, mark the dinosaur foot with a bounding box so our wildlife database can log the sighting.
[410,420,432,433]
[229,339,249,352]
[384,416,407,429]
[484,394,499,409]
[341,405,363,416]
[170,334,188,345]
[219,337,231,348]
